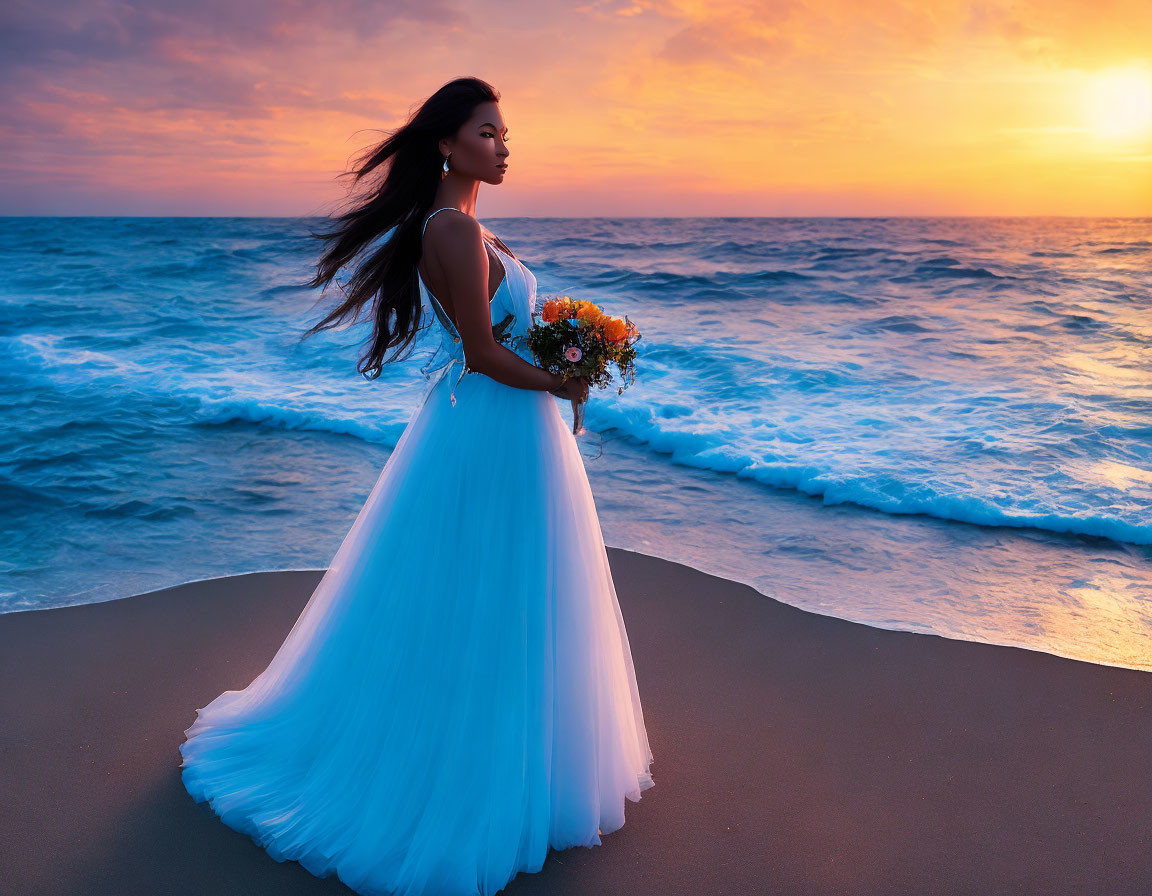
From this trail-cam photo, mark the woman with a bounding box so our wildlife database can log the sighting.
[178,76,655,896]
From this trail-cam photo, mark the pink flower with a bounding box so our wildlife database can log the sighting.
[564,346,582,362]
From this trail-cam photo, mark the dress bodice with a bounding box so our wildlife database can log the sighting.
[416,207,538,406]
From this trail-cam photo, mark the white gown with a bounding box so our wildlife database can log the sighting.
[178,209,656,896]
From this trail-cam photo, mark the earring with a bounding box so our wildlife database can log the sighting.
[441,153,451,180]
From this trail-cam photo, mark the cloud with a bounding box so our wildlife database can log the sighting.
[0,0,1147,214]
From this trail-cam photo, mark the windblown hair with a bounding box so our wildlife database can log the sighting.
[300,77,501,379]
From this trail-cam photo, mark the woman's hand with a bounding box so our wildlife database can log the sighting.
[550,375,589,401]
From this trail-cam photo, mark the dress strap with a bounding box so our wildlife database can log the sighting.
[418,207,471,410]
[419,206,466,329]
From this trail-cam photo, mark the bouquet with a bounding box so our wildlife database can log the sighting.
[515,295,641,438]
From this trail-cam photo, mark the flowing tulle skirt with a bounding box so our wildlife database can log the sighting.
[178,368,655,896]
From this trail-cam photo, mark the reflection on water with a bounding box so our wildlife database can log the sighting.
[3,215,1152,671]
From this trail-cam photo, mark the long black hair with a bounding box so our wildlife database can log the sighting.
[300,77,501,379]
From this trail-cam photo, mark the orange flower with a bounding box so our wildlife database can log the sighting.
[541,296,617,328]
[602,317,627,343]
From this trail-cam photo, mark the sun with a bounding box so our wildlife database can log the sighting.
[1083,66,1152,139]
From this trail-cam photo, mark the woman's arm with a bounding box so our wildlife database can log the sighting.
[429,213,564,393]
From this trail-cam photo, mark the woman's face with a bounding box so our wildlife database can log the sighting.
[442,101,510,185]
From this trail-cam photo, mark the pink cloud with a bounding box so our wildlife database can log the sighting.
[0,0,1148,215]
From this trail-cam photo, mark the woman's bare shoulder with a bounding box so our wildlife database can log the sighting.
[423,209,483,255]
[426,207,478,236]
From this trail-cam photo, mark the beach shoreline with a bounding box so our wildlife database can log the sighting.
[3,547,1152,895]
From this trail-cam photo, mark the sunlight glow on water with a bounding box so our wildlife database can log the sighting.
[3,215,1151,670]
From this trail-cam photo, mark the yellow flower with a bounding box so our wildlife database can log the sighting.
[578,301,607,324]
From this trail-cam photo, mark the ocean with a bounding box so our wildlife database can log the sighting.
[2,215,1151,670]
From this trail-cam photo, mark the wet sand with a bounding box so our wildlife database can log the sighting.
[3,547,1152,895]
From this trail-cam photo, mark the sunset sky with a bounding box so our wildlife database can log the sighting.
[1,0,1150,217]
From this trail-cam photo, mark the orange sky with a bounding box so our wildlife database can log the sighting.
[1,0,1149,216]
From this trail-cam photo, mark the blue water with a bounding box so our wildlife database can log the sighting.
[3,216,1152,670]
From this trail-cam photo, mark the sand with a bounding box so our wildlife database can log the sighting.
[3,547,1152,895]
